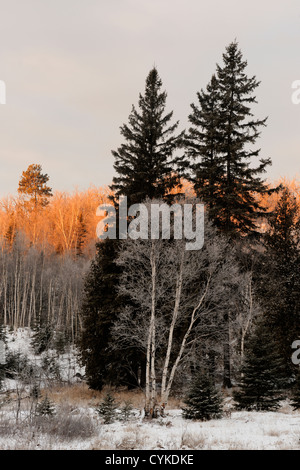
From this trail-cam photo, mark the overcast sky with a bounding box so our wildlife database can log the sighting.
[0,0,299,198]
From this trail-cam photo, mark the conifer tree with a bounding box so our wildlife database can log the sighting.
[18,164,53,211]
[80,68,183,391]
[119,400,134,422]
[96,391,119,424]
[185,74,223,221]
[182,369,223,421]
[74,212,87,257]
[255,187,300,376]
[36,395,56,417]
[233,320,286,411]
[79,239,143,390]
[31,320,53,355]
[187,41,273,236]
[110,67,184,206]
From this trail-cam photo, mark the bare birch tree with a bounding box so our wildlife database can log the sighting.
[111,207,243,416]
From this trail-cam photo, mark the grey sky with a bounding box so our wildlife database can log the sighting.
[0,0,299,198]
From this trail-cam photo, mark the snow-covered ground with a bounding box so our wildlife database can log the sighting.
[0,328,299,450]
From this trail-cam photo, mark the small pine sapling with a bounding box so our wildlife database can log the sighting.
[96,391,119,424]
[36,395,56,417]
[119,400,134,422]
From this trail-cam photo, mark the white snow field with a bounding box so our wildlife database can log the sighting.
[0,328,299,450]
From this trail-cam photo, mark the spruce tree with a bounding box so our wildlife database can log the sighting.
[187,41,273,236]
[182,370,223,421]
[233,320,286,411]
[74,212,87,257]
[110,67,184,206]
[80,68,183,391]
[36,395,56,417]
[31,319,53,355]
[255,186,300,376]
[185,74,224,222]
[96,391,119,424]
[79,239,143,390]
[119,400,134,422]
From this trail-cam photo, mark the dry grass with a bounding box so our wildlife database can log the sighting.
[45,384,145,409]
[0,400,97,449]
[264,428,281,437]
[32,406,96,440]
[46,383,103,406]
[46,383,183,412]
[180,430,206,449]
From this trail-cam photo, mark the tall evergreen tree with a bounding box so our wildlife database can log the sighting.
[80,68,184,391]
[233,320,286,411]
[110,67,184,206]
[187,41,273,236]
[185,74,223,221]
[79,239,143,390]
[255,187,300,376]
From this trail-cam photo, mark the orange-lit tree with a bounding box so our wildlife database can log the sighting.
[18,164,53,211]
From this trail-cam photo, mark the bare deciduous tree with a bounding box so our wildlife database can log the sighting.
[111,204,243,417]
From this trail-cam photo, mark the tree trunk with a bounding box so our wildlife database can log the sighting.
[223,312,232,388]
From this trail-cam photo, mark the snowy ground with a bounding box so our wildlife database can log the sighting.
[0,328,299,450]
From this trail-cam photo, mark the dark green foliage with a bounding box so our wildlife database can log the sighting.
[41,354,61,382]
[79,239,120,390]
[110,67,184,206]
[233,321,286,411]
[74,212,87,257]
[30,383,41,400]
[186,41,273,236]
[36,395,56,416]
[255,187,300,376]
[79,239,142,390]
[185,74,224,222]
[96,392,119,424]
[182,370,223,421]
[31,320,53,355]
[119,400,134,422]
[53,329,70,355]
[0,323,7,343]
[4,351,33,380]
